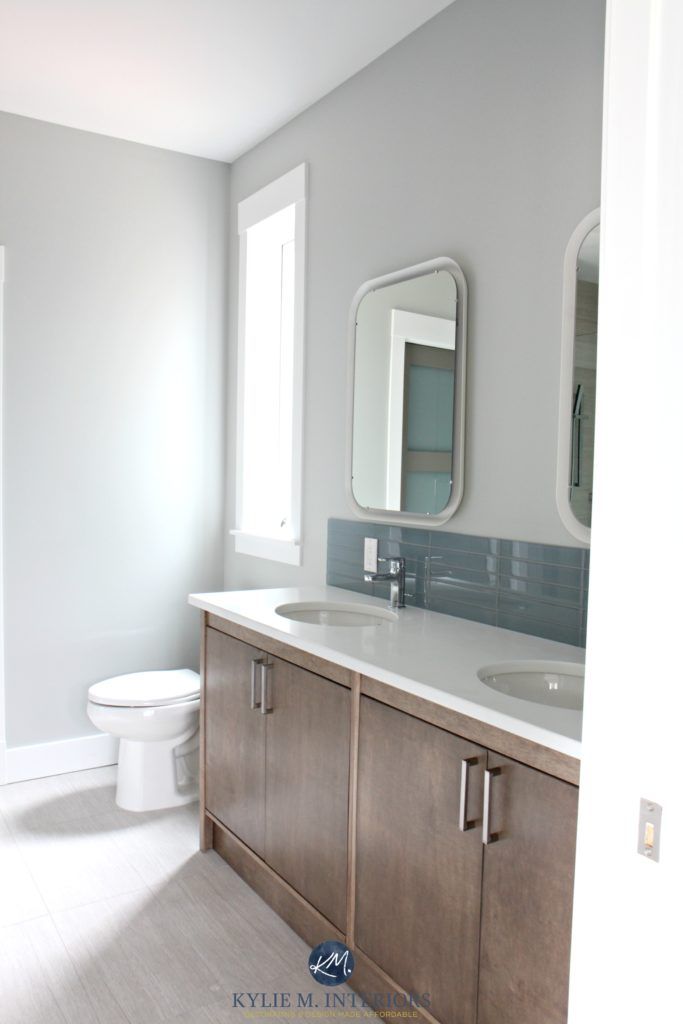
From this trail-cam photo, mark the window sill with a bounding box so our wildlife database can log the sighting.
[230,530,302,566]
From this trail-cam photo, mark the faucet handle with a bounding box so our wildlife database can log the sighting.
[364,555,406,609]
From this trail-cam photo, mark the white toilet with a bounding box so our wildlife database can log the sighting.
[87,669,200,812]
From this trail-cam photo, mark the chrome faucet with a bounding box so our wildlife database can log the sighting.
[364,556,406,610]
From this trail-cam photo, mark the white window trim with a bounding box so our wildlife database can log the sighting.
[231,163,307,566]
[230,531,302,566]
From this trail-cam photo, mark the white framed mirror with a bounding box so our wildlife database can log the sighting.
[346,257,467,525]
[556,209,600,543]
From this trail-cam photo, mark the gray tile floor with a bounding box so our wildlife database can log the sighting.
[0,767,344,1024]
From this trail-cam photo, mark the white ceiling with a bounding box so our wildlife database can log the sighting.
[0,0,453,162]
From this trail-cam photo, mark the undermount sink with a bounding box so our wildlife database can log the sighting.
[275,600,398,627]
[478,661,584,711]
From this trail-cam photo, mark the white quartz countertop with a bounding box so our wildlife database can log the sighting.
[189,586,583,760]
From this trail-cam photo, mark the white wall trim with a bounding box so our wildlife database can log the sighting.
[2,732,118,785]
[237,163,307,233]
[229,530,302,566]
[0,246,6,786]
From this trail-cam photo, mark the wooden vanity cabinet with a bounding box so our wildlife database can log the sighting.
[476,751,578,1024]
[355,697,486,1024]
[203,626,351,930]
[201,616,579,1024]
[264,656,350,930]
[354,696,578,1024]
[205,628,266,857]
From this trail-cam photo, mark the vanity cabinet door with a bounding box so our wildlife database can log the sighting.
[355,696,486,1024]
[477,753,578,1024]
[204,628,266,858]
[265,658,351,931]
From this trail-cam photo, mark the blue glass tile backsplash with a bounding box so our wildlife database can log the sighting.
[326,518,589,648]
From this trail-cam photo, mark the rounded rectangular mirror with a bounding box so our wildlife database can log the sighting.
[557,210,599,542]
[347,257,467,525]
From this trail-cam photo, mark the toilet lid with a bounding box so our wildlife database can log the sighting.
[88,669,200,708]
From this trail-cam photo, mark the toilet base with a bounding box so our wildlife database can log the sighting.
[116,727,199,812]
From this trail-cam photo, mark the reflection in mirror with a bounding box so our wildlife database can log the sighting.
[557,210,599,542]
[349,259,467,523]
[571,224,599,527]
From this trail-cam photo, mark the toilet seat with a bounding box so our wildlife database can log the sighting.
[88,669,200,709]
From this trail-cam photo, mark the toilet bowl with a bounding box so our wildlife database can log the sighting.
[87,669,200,812]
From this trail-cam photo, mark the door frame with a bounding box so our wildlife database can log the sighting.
[569,2,683,1019]
[385,309,455,509]
[0,247,5,785]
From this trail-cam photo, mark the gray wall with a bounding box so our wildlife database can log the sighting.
[0,113,229,747]
[224,0,604,591]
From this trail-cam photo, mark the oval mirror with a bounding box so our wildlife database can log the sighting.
[347,257,467,525]
[557,210,599,542]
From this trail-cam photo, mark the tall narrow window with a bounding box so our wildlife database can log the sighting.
[232,164,306,564]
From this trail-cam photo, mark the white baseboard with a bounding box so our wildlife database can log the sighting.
[2,732,119,785]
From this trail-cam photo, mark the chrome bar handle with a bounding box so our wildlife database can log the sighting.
[483,767,501,845]
[250,658,265,709]
[459,757,479,832]
[260,662,273,715]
